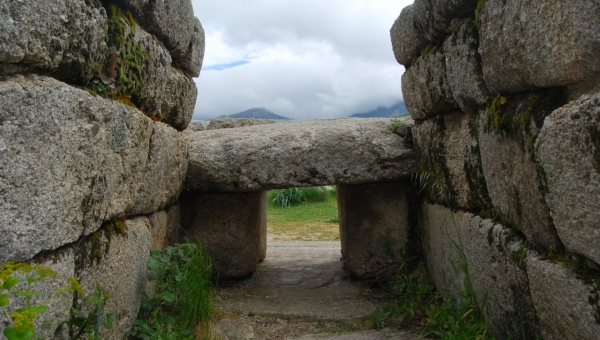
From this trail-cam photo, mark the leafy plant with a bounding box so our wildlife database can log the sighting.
[128,241,213,340]
[0,262,82,340]
[55,283,115,340]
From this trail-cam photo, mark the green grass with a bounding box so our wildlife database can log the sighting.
[267,187,340,241]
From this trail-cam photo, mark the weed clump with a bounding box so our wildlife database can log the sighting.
[129,241,213,339]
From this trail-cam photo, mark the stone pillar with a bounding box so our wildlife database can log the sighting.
[180,191,267,280]
[337,181,409,279]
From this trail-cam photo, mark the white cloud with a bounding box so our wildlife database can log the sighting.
[191,0,413,120]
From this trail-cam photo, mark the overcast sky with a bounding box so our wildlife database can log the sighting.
[190,1,413,120]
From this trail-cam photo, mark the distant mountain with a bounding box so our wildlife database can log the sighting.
[350,102,408,118]
[216,108,291,120]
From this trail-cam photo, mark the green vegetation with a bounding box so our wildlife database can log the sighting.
[475,0,486,27]
[386,116,411,134]
[365,171,493,339]
[87,5,149,111]
[0,262,113,340]
[267,187,339,241]
[128,241,213,340]
[56,283,115,340]
[484,96,508,133]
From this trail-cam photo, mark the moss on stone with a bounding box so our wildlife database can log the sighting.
[82,219,127,265]
[87,4,149,113]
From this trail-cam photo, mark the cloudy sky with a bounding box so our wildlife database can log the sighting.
[190,0,413,120]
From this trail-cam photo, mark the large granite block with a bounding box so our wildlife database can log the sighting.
[0,0,107,84]
[337,182,410,279]
[479,0,600,94]
[180,192,268,280]
[0,76,186,263]
[536,93,600,264]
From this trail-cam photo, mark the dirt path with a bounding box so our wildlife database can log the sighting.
[212,242,421,339]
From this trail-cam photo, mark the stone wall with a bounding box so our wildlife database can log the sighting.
[392,0,600,338]
[0,0,203,337]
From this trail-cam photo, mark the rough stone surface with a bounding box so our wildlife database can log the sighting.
[337,182,409,279]
[443,19,489,113]
[0,0,107,84]
[402,48,459,120]
[390,5,429,67]
[412,0,479,46]
[420,203,467,301]
[180,192,267,279]
[132,123,188,214]
[479,0,600,94]
[536,94,600,264]
[184,119,415,193]
[113,15,197,130]
[165,202,182,246]
[76,216,152,340]
[185,120,210,133]
[207,118,283,130]
[477,99,563,251]
[462,216,538,338]
[0,76,186,263]
[114,0,203,77]
[148,210,169,252]
[412,112,490,210]
[0,249,75,340]
[527,254,600,340]
[175,17,205,77]
[421,204,539,337]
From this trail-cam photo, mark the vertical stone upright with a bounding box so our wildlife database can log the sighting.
[180,192,268,280]
[337,181,410,279]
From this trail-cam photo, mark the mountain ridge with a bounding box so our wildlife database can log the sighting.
[216,108,291,120]
[349,101,408,118]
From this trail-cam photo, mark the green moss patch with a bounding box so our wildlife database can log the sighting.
[82,219,128,265]
[87,5,149,113]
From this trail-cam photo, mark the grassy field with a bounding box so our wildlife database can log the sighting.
[267,187,340,242]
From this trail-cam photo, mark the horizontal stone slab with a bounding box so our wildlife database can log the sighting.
[0,76,187,263]
[0,0,107,84]
[479,0,600,94]
[184,119,416,192]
